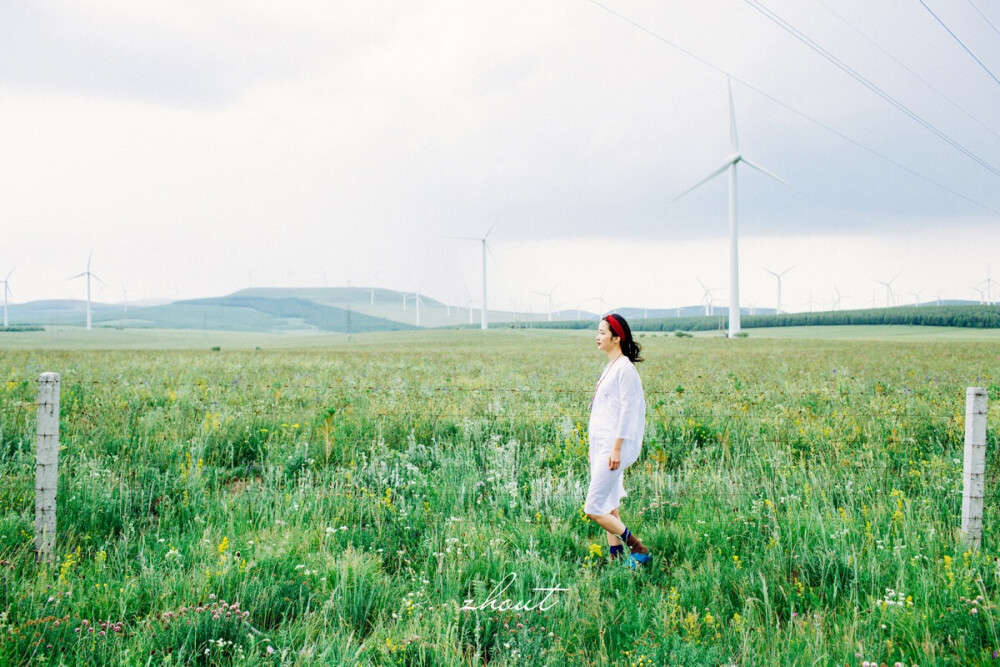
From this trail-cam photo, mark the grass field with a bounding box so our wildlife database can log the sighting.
[1,328,999,665]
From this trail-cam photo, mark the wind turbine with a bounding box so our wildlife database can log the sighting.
[873,273,900,308]
[533,282,560,322]
[406,293,423,326]
[592,291,609,316]
[675,77,791,337]
[697,279,719,317]
[909,288,925,307]
[978,267,994,305]
[762,265,795,314]
[935,288,944,306]
[453,219,498,330]
[0,269,13,327]
[832,285,853,311]
[69,252,106,330]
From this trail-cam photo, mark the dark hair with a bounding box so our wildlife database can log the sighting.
[603,313,643,363]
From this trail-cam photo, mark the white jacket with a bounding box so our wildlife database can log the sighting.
[588,357,645,446]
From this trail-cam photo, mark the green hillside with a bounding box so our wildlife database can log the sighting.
[103,295,414,333]
[231,287,514,328]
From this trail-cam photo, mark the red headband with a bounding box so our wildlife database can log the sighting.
[605,315,625,339]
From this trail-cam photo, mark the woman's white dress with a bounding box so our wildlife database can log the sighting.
[584,357,646,515]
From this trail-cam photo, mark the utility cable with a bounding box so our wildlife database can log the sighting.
[745,0,1000,179]
[814,0,1000,141]
[583,0,1000,215]
[919,0,1000,87]
[967,0,1000,38]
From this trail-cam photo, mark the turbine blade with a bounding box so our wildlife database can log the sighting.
[68,272,87,280]
[674,161,732,200]
[92,273,108,288]
[484,210,504,240]
[740,157,793,190]
[728,76,738,151]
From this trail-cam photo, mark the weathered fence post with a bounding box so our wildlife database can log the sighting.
[35,372,60,564]
[962,387,988,550]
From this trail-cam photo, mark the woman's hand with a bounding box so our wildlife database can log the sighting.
[608,449,621,470]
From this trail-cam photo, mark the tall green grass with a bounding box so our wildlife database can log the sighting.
[0,332,998,665]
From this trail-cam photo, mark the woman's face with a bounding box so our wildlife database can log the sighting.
[596,320,621,353]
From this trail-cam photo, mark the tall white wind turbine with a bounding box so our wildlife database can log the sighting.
[454,221,497,330]
[675,78,791,337]
[69,252,106,330]
[762,265,795,314]
[0,269,13,327]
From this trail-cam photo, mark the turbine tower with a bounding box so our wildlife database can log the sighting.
[762,265,795,314]
[0,269,13,327]
[408,293,423,327]
[69,251,106,330]
[675,77,791,337]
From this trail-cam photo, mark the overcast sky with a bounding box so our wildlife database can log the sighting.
[2,0,998,314]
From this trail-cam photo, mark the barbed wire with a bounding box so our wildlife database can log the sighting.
[3,375,996,394]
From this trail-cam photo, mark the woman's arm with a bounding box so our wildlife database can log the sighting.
[616,365,642,442]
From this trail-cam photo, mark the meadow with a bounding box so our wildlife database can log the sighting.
[1,328,999,665]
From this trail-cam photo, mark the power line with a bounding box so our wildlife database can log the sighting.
[814,0,1000,142]
[967,0,1000,39]
[919,0,1000,87]
[582,0,1000,216]
[745,0,1000,179]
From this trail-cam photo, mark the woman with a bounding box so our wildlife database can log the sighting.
[584,313,651,566]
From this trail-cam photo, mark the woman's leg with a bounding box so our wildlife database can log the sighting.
[606,508,623,546]
[607,508,624,559]
[586,511,649,555]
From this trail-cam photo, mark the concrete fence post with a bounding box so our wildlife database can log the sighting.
[962,387,988,550]
[35,372,60,564]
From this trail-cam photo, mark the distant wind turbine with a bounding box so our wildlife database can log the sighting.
[0,269,13,327]
[453,218,498,330]
[406,293,423,326]
[69,252,106,330]
[762,265,795,314]
[675,77,791,337]
[978,267,994,305]
[873,273,900,308]
[697,278,719,317]
[592,291,609,316]
[533,282,560,322]
[971,284,987,305]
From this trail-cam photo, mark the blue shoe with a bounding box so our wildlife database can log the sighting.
[628,553,652,568]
